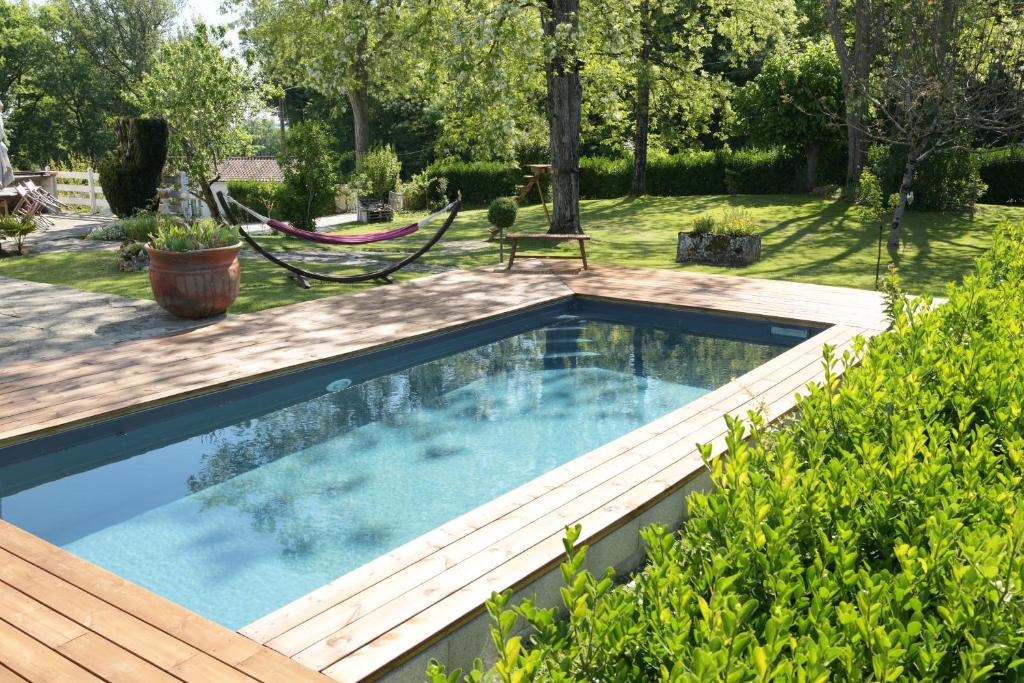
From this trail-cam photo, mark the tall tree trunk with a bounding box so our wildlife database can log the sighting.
[827,0,876,188]
[348,85,370,161]
[542,0,582,234]
[631,0,652,197]
[887,158,918,257]
[805,142,821,192]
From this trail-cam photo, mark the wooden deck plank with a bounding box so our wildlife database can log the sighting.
[0,523,328,683]
[0,619,104,683]
[0,547,249,682]
[0,664,28,683]
[256,324,860,658]
[294,330,866,675]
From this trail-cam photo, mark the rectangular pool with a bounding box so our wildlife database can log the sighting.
[0,300,816,629]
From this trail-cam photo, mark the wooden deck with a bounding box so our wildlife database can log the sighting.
[0,263,887,681]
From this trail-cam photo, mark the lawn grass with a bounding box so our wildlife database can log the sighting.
[1,194,1021,314]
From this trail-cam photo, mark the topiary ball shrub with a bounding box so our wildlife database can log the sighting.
[488,197,518,230]
[98,117,169,218]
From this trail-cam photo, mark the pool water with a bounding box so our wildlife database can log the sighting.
[0,302,804,628]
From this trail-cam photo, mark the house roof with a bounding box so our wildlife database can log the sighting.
[216,156,283,182]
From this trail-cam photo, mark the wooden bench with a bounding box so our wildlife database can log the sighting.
[505,232,591,271]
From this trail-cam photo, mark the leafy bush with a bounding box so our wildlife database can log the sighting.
[869,144,986,212]
[89,212,183,242]
[227,180,283,218]
[86,222,128,241]
[579,156,632,198]
[150,218,238,252]
[356,144,402,200]
[487,197,518,229]
[0,215,37,254]
[690,208,758,236]
[401,172,449,211]
[432,222,1024,681]
[690,214,717,233]
[978,147,1024,205]
[277,122,341,231]
[98,117,169,218]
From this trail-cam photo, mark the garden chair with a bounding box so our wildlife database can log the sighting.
[24,180,65,213]
[14,187,52,228]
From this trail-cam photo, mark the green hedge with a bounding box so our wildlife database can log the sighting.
[227,180,282,219]
[978,148,1024,205]
[432,222,1024,681]
[428,149,846,205]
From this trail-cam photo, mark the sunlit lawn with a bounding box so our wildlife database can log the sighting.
[1,194,1021,314]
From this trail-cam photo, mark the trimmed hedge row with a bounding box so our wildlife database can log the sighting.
[426,148,846,205]
[432,222,1024,681]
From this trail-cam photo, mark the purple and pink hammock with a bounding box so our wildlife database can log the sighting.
[216,192,460,287]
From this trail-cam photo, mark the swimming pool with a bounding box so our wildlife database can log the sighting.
[0,300,815,629]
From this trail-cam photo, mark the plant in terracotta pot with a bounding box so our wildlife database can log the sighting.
[146,219,241,319]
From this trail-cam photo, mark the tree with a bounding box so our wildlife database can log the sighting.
[541,0,583,233]
[849,0,1024,257]
[735,40,843,191]
[825,0,881,188]
[53,0,180,95]
[0,1,48,102]
[236,0,441,161]
[277,121,340,230]
[583,0,798,195]
[131,24,267,218]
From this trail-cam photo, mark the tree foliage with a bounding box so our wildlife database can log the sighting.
[277,121,340,230]
[130,24,267,217]
[735,40,843,189]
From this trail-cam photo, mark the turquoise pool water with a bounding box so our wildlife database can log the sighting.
[0,302,801,628]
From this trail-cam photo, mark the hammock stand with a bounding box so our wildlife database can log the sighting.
[216,192,460,288]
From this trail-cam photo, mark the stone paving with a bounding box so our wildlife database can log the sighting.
[0,276,212,363]
[0,212,495,362]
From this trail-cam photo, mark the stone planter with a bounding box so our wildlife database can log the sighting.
[676,231,761,267]
[145,242,241,319]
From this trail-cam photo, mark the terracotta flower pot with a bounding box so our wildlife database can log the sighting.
[145,242,241,319]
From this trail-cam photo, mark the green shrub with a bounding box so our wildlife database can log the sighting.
[0,215,37,254]
[277,122,341,231]
[401,172,449,211]
[869,144,986,212]
[978,147,1024,205]
[356,144,402,200]
[690,214,716,233]
[98,117,169,218]
[150,218,237,252]
[487,197,518,229]
[86,222,128,241]
[227,180,282,218]
[425,161,521,206]
[690,209,758,236]
[432,222,1024,681]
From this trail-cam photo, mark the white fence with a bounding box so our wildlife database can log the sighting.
[51,168,110,213]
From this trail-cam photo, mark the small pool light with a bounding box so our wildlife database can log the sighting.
[326,378,353,392]
[770,325,810,340]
